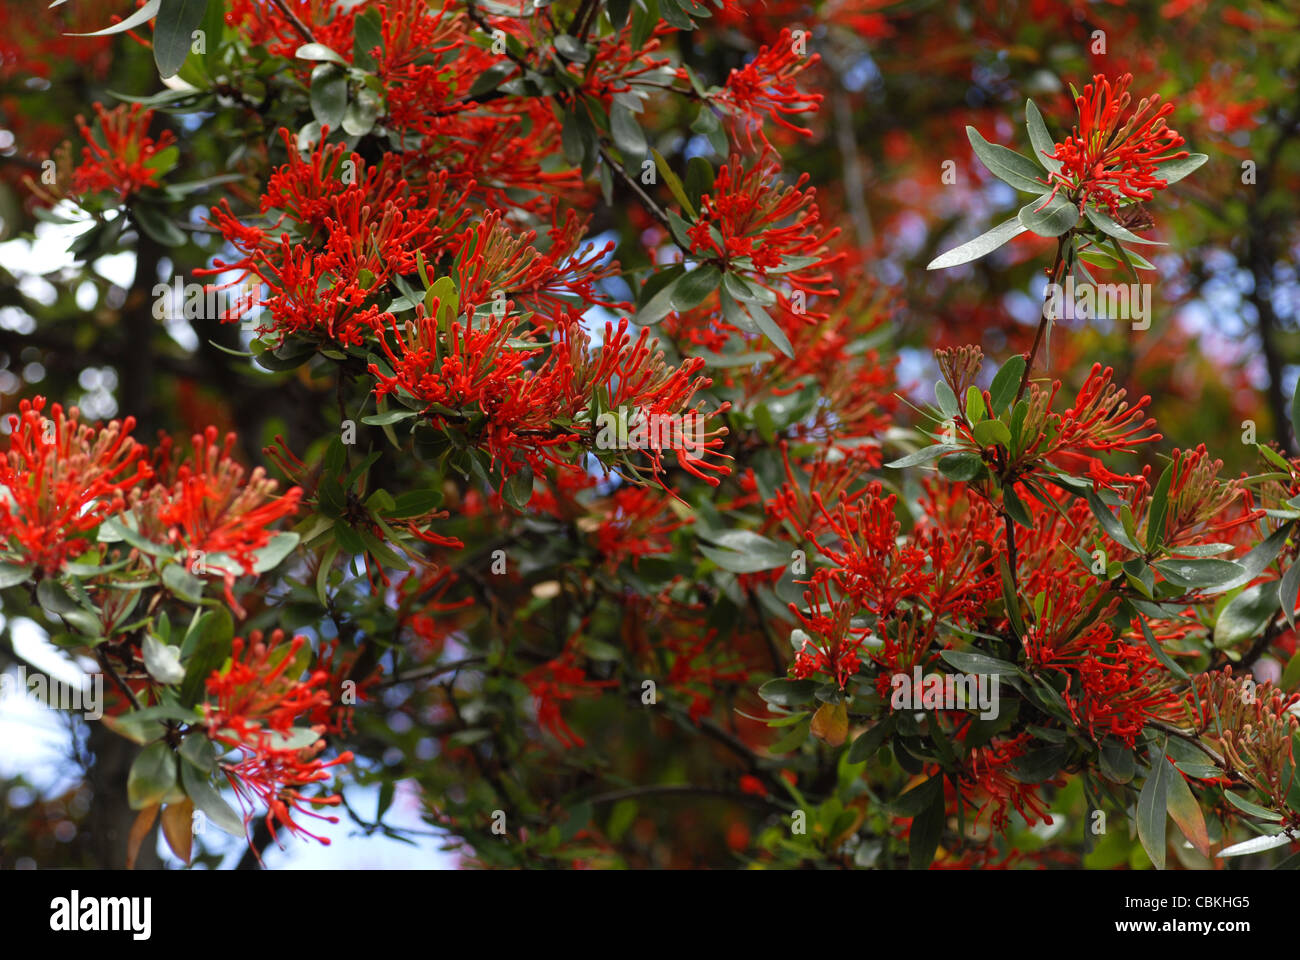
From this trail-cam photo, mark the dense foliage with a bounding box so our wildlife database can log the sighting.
[3,0,1300,870]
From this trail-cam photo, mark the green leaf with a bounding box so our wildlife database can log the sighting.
[635,274,682,325]
[1154,557,1246,590]
[352,7,383,71]
[342,86,383,136]
[361,409,417,425]
[180,761,245,836]
[179,734,216,773]
[1084,206,1164,245]
[251,531,299,574]
[743,299,794,359]
[885,444,956,469]
[1215,583,1281,649]
[908,780,945,869]
[1137,737,1171,870]
[1282,560,1300,628]
[1153,153,1208,186]
[670,264,721,311]
[699,529,788,573]
[503,466,534,510]
[1134,611,1188,681]
[469,62,515,99]
[1164,755,1210,857]
[70,0,160,37]
[965,126,1047,193]
[972,419,1011,449]
[651,148,696,219]
[934,381,959,418]
[553,33,591,63]
[1085,490,1141,553]
[1219,831,1293,858]
[1099,740,1135,784]
[938,451,983,483]
[128,743,177,810]
[131,204,187,246]
[1018,193,1080,237]
[609,102,646,158]
[847,722,889,763]
[162,563,204,603]
[1009,744,1069,783]
[757,678,818,707]
[938,650,1020,676]
[892,774,944,816]
[0,562,33,589]
[1146,463,1173,552]
[988,356,1025,413]
[178,606,233,707]
[927,217,1027,270]
[310,63,348,129]
[295,42,346,64]
[1224,789,1283,822]
[1024,99,1061,174]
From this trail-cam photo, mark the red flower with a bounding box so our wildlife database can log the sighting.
[204,629,352,847]
[522,633,616,748]
[1040,73,1188,215]
[0,397,150,573]
[71,103,175,200]
[712,27,822,148]
[134,427,301,614]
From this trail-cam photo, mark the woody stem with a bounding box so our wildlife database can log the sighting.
[1015,234,1070,404]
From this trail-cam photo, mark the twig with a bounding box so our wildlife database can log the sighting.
[269,0,315,45]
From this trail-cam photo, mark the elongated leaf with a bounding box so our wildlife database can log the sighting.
[1163,755,1210,857]
[1024,99,1061,174]
[1224,789,1283,822]
[927,217,1027,270]
[154,0,209,77]
[988,355,1026,413]
[69,0,160,37]
[1219,831,1293,858]
[128,743,177,810]
[1216,583,1281,649]
[1154,153,1208,186]
[1018,193,1079,237]
[1084,206,1164,245]
[1137,737,1171,869]
[609,102,646,158]
[1085,490,1141,553]
[965,126,1046,193]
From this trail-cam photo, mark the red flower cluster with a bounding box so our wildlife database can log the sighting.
[71,103,175,200]
[204,630,354,846]
[1040,73,1188,214]
[0,398,150,573]
[711,27,822,148]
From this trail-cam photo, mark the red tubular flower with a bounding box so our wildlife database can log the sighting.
[204,629,352,847]
[71,103,175,200]
[959,733,1058,829]
[1040,73,1188,214]
[134,427,301,613]
[522,632,616,748]
[712,27,822,148]
[687,154,840,323]
[0,397,151,573]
